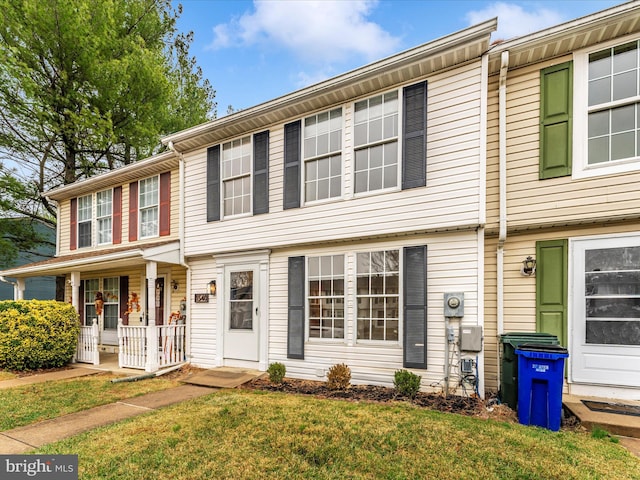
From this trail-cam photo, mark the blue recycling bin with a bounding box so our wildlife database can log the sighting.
[515,344,569,431]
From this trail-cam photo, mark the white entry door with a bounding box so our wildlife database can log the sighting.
[224,266,260,362]
[571,235,640,387]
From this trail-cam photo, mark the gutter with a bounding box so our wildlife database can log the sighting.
[497,50,509,381]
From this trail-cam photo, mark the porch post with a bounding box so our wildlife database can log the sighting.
[70,271,81,315]
[14,279,25,300]
[91,319,100,365]
[146,261,157,326]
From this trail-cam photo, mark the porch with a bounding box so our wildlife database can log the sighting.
[74,318,186,372]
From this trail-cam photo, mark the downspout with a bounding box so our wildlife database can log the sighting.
[497,50,509,380]
[167,141,191,363]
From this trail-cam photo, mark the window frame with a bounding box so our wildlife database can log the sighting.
[574,34,640,179]
[302,107,344,205]
[77,194,93,249]
[220,135,253,219]
[352,89,401,196]
[138,175,160,239]
[96,188,113,246]
[306,254,346,342]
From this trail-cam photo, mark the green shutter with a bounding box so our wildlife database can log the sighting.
[536,239,568,347]
[539,61,572,179]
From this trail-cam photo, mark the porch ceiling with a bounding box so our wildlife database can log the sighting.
[162,18,496,153]
[0,240,180,278]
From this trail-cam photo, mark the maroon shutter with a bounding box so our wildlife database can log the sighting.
[159,172,171,237]
[113,186,122,244]
[129,182,138,242]
[79,280,85,325]
[119,276,129,325]
[70,198,78,250]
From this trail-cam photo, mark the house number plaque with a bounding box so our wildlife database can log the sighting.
[194,293,210,303]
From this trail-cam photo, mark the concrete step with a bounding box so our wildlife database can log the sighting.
[563,394,640,438]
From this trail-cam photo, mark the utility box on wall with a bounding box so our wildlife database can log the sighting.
[460,325,483,352]
[443,292,464,317]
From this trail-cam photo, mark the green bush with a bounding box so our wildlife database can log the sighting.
[327,363,351,390]
[267,362,286,384]
[394,369,422,399]
[0,300,80,370]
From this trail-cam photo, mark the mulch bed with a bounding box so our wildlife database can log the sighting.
[241,377,517,422]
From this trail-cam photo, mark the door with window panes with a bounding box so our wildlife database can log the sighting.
[83,278,120,345]
[572,236,640,386]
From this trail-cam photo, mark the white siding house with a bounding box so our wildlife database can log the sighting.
[165,20,496,393]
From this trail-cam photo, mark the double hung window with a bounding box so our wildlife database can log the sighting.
[96,189,112,245]
[356,250,400,341]
[139,176,159,238]
[77,195,92,248]
[303,109,342,202]
[354,92,399,194]
[308,255,345,339]
[222,136,252,217]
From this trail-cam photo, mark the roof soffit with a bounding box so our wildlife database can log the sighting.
[163,18,497,153]
[488,2,640,73]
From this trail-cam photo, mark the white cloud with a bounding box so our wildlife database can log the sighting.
[208,0,401,64]
[466,2,564,41]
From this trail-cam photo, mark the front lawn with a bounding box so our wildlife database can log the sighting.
[0,373,180,430]
[38,389,640,480]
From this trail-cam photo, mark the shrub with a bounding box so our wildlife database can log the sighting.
[394,369,422,399]
[327,363,351,390]
[267,362,286,384]
[0,300,80,370]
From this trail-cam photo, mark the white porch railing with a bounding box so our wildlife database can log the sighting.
[118,320,186,372]
[74,318,99,365]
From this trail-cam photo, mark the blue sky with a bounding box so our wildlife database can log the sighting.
[175,0,625,117]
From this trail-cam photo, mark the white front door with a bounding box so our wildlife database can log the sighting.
[571,235,640,387]
[224,265,260,362]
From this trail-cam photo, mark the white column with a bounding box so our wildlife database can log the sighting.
[70,271,81,315]
[14,279,25,300]
[146,261,158,326]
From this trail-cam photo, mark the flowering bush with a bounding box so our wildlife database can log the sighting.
[0,300,80,370]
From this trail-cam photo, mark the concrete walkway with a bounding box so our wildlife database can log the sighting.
[0,370,214,454]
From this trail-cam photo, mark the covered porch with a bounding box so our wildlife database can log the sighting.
[1,241,188,373]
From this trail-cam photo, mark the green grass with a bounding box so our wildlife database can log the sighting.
[0,373,179,430]
[37,390,640,480]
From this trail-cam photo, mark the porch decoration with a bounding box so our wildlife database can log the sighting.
[126,292,141,314]
[94,292,104,315]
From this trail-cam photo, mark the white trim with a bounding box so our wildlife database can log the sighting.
[573,32,640,180]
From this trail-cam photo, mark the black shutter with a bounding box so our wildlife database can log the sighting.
[253,131,269,215]
[120,276,129,325]
[287,256,305,359]
[403,245,427,369]
[283,120,301,209]
[207,145,221,222]
[402,81,427,190]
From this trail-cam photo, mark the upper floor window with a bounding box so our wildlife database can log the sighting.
[96,189,112,245]
[308,255,345,339]
[588,41,640,165]
[303,109,342,203]
[139,176,159,238]
[222,136,251,217]
[77,195,92,248]
[354,91,399,194]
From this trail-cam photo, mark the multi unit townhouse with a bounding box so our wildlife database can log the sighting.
[5,1,640,402]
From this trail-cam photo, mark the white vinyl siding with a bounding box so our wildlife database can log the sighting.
[183,61,483,257]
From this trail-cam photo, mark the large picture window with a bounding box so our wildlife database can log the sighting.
[354,92,399,194]
[356,250,400,341]
[222,136,252,217]
[139,176,159,238]
[308,255,344,339]
[303,109,342,203]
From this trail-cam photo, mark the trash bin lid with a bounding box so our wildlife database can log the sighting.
[515,343,568,354]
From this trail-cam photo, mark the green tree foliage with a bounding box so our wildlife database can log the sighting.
[0,0,215,266]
